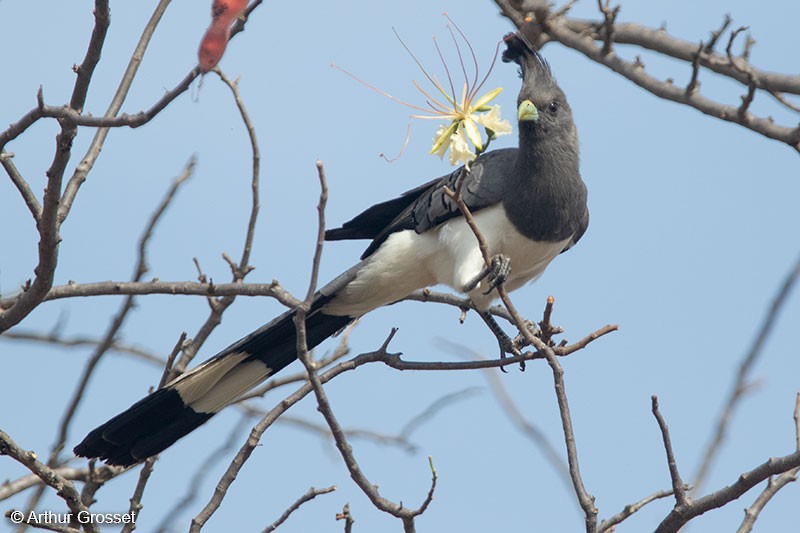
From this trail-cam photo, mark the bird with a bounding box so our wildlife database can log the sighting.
[74,32,589,467]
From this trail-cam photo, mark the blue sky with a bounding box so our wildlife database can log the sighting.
[2,1,799,531]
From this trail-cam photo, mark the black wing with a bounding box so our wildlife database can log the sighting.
[560,205,589,254]
[325,148,517,259]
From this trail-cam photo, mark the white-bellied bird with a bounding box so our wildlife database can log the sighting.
[74,33,589,466]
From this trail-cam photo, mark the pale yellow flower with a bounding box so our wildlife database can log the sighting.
[428,93,511,168]
[335,15,511,168]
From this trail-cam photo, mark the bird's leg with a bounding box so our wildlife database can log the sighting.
[508,319,541,353]
[462,254,511,295]
[479,311,525,372]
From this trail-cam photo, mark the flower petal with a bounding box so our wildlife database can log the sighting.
[448,124,476,166]
[471,87,503,111]
[430,122,457,157]
[475,106,512,136]
[463,117,483,151]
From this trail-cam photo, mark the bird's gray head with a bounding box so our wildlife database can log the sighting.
[502,33,575,140]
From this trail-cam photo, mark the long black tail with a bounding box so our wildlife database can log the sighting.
[74,297,352,466]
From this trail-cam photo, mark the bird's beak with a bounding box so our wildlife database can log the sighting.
[517,99,539,122]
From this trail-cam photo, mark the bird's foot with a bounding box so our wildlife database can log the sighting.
[483,254,511,295]
[480,311,526,372]
[463,254,511,294]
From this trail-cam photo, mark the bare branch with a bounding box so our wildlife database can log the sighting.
[68,0,110,114]
[60,0,177,221]
[655,449,800,533]
[0,466,116,502]
[497,3,800,151]
[559,17,799,95]
[436,338,572,492]
[335,503,354,533]
[152,415,250,532]
[263,485,337,532]
[0,330,166,367]
[596,0,620,56]
[2,154,41,222]
[651,396,688,506]
[599,487,683,532]
[685,41,703,96]
[307,161,329,302]
[174,70,262,373]
[293,165,435,533]
[118,334,186,533]
[0,431,99,533]
[49,160,194,477]
[693,252,800,493]
[399,387,482,441]
[0,138,63,332]
[0,280,302,311]
[703,14,732,54]
[736,392,800,533]
[214,69,261,273]
[259,387,478,454]
[189,336,398,531]
[443,172,599,531]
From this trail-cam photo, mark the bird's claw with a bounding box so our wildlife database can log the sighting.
[500,321,541,371]
[462,254,511,294]
[497,332,524,372]
[482,254,511,295]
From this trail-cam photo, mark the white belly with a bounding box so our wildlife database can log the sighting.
[324,204,570,316]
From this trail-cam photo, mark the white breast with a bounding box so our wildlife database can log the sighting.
[324,204,570,316]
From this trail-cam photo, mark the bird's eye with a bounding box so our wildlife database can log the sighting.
[548,100,559,114]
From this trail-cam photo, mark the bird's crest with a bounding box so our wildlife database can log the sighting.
[501,32,553,84]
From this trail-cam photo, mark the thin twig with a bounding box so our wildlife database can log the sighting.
[596,0,620,56]
[0,466,116,501]
[336,503,355,533]
[59,0,175,221]
[119,333,186,533]
[599,487,683,532]
[2,155,41,222]
[263,485,337,532]
[693,253,800,494]
[443,174,600,532]
[651,396,688,506]
[51,160,194,479]
[0,330,166,366]
[189,331,395,531]
[214,69,261,273]
[654,449,800,533]
[153,415,250,533]
[174,69,262,373]
[685,41,703,96]
[496,4,800,151]
[436,338,573,494]
[307,161,329,303]
[0,280,301,311]
[736,392,800,533]
[294,163,435,533]
[0,431,99,533]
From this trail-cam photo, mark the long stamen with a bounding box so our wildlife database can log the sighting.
[430,73,457,106]
[473,40,503,101]
[432,36,458,112]
[332,63,434,115]
[411,80,453,114]
[444,13,480,101]
[380,120,413,162]
[446,23,473,106]
[392,28,441,96]
[334,17,510,168]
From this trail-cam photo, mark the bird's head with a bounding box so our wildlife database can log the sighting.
[502,33,576,141]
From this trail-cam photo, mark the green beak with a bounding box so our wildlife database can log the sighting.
[517,99,539,122]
